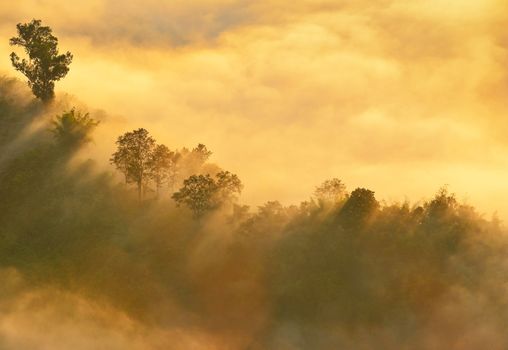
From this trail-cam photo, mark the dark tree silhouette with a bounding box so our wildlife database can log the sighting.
[175,143,213,182]
[110,128,156,200]
[216,170,243,203]
[51,108,99,148]
[314,178,347,203]
[338,187,379,229]
[147,144,175,197]
[167,151,181,192]
[191,143,212,164]
[172,174,218,217]
[172,171,243,217]
[10,19,73,102]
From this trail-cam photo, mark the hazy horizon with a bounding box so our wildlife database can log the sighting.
[0,0,507,218]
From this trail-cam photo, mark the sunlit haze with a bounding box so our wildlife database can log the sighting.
[1,0,507,217]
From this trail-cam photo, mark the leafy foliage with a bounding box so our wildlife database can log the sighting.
[191,143,212,164]
[216,170,243,203]
[110,128,156,199]
[9,19,73,102]
[172,174,218,217]
[51,108,99,148]
[147,144,176,196]
[172,171,243,217]
[314,178,348,205]
[338,187,379,229]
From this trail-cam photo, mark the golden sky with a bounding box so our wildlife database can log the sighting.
[0,0,507,217]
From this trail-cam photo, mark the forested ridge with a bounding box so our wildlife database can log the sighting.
[1,19,508,350]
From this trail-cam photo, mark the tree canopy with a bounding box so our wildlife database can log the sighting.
[338,187,379,229]
[51,108,99,148]
[172,171,243,217]
[0,80,506,348]
[9,19,73,102]
[147,144,176,197]
[110,128,156,200]
[314,178,347,204]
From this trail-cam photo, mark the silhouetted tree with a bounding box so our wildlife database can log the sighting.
[147,144,175,197]
[192,143,212,164]
[424,187,458,223]
[110,128,155,200]
[216,170,243,203]
[51,108,99,148]
[174,143,213,182]
[338,188,379,229]
[9,19,73,102]
[314,178,347,204]
[167,151,181,192]
[172,174,218,217]
[421,188,466,254]
[172,171,243,217]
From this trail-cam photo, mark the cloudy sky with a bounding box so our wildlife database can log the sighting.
[0,0,507,216]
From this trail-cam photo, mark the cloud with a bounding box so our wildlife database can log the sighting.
[0,0,507,218]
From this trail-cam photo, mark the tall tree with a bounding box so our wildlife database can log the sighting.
[9,19,73,102]
[147,144,175,197]
[110,128,155,200]
[167,151,181,192]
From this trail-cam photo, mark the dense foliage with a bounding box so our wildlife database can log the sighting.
[9,19,72,102]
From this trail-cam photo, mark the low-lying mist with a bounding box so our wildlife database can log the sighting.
[1,76,508,349]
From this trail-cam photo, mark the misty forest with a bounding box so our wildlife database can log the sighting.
[1,17,508,350]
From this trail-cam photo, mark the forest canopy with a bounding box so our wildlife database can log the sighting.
[0,75,507,349]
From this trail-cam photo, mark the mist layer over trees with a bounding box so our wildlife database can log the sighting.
[1,76,508,349]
